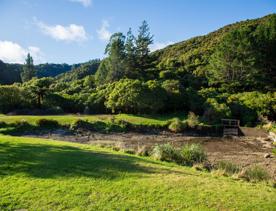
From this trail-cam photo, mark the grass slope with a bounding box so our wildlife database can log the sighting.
[0,135,275,210]
[0,113,186,127]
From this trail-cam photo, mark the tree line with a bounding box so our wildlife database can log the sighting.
[0,16,275,126]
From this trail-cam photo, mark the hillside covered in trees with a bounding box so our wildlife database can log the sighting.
[0,61,88,84]
[0,14,275,126]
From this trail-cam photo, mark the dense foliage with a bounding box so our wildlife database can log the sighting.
[0,15,275,126]
[0,60,21,84]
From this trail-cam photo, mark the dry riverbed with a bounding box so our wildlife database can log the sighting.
[27,130,276,179]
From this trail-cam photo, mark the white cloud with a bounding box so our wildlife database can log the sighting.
[35,19,88,42]
[0,41,44,64]
[150,41,174,52]
[69,0,92,7]
[97,20,112,41]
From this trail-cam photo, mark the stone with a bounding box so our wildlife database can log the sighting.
[264,153,272,159]
[268,132,276,143]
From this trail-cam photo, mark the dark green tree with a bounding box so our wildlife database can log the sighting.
[208,27,260,91]
[105,79,165,114]
[124,28,137,78]
[24,77,53,108]
[135,21,154,77]
[0,85,29,113]
[21,53,36,83]
[105,32,126,82]
[95,59,111,85]
[255,15,276,90]
[96,33,126,84]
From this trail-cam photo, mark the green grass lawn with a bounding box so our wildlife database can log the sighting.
[0,135,275,210]
[0,113,186,127]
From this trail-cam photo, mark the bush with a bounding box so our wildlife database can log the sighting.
[159,70,174,79]
[105,79,165,114]
[14,119,31,128]
[151,143,207,166]
[136,145,152,156]
[0,85,31,113]
[70,119,95,131]
[239,166,270,182]
[151,143,182,163]
[36,119,60,128]
[123,149,135,154]
[114,119,132,130]
[168,118,185,133]
[193,161,212,172]
[185,112,200,128]
[215,161,241,176]
[0,121,7,127]
[203,98,231,124]
[70,119,123,133]
[227,92,276,126]
[180,144,207,166]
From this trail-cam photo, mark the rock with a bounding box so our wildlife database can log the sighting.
[268,132,276,143]
[263,137,272,142]
[264,153,272,158]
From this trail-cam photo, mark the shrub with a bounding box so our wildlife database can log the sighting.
[70,119,93,131]
[105,79,165,114]
[112,146,120,151]
[0,85,31,113]
[104,122,125,133]
[193,161,212,172]
[0,121,7,127]
[36,119,60,128]
[180,144,207,166]
[136,145,152,156]
[168,118,185,133]
[215,161,241,176]
[14,119,31,128]
[159,70,174,79]
[185,112,200,128]
[123,149,135,154]
[239,166,270,182]
[151,143,181,163]
[227,92,276,126]
[203,98,231,124]
[114,119,131,130]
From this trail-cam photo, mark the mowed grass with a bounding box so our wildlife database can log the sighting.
[0,113,186,127]
[0,135,275,210]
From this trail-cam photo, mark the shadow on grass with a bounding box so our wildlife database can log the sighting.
[0,141,160,180]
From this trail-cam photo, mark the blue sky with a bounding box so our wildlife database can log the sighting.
[0,0,275,64]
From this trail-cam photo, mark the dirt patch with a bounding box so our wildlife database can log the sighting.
[28,130,276,179]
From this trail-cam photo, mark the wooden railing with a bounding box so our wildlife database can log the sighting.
[223,128,239,136]
[221,119,240,136]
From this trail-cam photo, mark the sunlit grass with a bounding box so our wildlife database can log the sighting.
[0,135,275,210]
[0,113,187,127]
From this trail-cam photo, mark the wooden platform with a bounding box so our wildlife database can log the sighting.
[221,119,240,136]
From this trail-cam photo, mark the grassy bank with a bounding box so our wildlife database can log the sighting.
[0,135,275,210]
[0,113,186,127]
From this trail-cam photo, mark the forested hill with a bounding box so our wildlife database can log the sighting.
[56,59,100,83]
[0,60,22,84]
[36,63,78,78]
[0,14,275,126]
[153,14,276,90]
[0,61,84,84]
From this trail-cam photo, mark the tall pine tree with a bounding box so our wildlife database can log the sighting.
[21,53,36,83]
[135,21,154,77]
[124,28,137,78]
[96,33,126,84]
